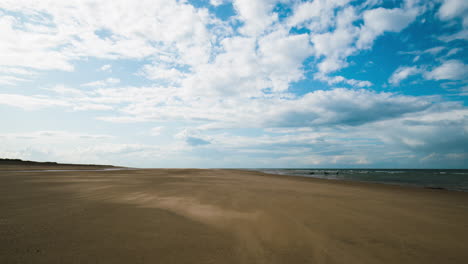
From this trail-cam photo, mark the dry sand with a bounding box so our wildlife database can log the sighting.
[1,168,467,263]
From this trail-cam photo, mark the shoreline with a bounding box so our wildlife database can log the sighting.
[247,168,468,193]
[2,165,467,193]
[3,165,466,192]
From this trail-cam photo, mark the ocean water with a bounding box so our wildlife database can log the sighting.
[255,169,468,192]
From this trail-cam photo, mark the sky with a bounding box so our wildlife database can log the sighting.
[0,0,467,168]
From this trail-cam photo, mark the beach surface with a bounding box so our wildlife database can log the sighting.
[1,168,468,263]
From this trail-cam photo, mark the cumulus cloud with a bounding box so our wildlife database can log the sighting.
[437,0,468,41]
[0,14,75,71]
[375,108,468,160]
[0,0,215,71]
[310,6,358,74]
[185,104,468,167]
[30,85,430,130]
[0,0,466,168]
[232,0,279,36]
[1,84,436,131]
[307,1,421,80]
[287,0,351,33]
[438,0,468,22]
[257,29,314,91]
[0,0,426,92]
[357,6,419,50]
[264,88,432,127]
[180,28,313,96]
[312,27,357,73]
[424,60,468,81]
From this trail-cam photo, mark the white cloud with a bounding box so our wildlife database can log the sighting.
[0,66,38,76]
[46,85,86,96]
[287,0,351,33]
[312,27,357,73]
[82,77,121,87]
[438,0,468,21]
[0,131,112,141]
[317,75,373,87]
[310,6,358,74]
[0,75,30,85]
[95,116,148,123]
[100,64,112,72]
[1,81,433,132]
[0,94,69,110]
[425,60,468,81]
[72,103,113,111]
[77,86,432,129]
[357,6,419,50]
[0,66,38,85]
[437,0,468,41]
[0,0,215,71]
[4,103,466,167]
[139,64,187,85]
[389,66,422,85]
[0,132,165,166]
[424,46,445,55]
[1,0,466,168]
[257,29,314,91]
[150,127,163,136]
[306,2,421,80]
[232,0,279,36]
[175,128,211,146]
[180,28,313,97]
[374,107,468,160]
[262,88,431,127]
[210,0,226,7]
[401,46,448,63]
[447,48,462,56]
[0,0,427,94]
[364,7,416,32]
[439,30,468,41]
[0,14,75,71]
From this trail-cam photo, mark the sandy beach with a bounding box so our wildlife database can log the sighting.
[1,168,468,263]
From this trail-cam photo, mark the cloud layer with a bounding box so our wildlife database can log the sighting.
[0,0,467,168]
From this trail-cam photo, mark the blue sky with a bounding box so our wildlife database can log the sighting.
[0,0,467,168]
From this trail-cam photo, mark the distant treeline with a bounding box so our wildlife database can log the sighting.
[0,158,114,167]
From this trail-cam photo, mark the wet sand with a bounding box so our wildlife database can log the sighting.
[1,168,468,263]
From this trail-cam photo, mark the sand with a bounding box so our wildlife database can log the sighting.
[1,168,468,263]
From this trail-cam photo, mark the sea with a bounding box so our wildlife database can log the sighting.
[254,169,468,192]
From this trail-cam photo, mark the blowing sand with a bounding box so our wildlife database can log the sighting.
[1,168,467,263]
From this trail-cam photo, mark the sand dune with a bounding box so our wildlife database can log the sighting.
[1,168,467,263]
